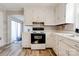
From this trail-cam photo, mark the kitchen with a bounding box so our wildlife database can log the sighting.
[22,3,75,56]
[0,3,79,56]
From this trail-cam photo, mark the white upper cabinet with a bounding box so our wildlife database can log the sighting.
[24,6,55,25]
[55,3,74,25]
[24,4,74,25]
[44,7,55,25]
[24,7,33,25]
[24,7,46,25]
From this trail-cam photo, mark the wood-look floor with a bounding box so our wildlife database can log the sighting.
[0,41,56,56]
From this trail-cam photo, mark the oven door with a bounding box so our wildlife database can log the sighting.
[31,33,45,44]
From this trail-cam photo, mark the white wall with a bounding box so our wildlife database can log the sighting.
[0,10,4,47]
[0,9,7,47]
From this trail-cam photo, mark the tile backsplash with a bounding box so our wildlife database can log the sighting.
[55,24,74,32]
[23,24,74,33]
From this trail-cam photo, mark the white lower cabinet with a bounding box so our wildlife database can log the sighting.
[46,32,53,48]
[59,41,69,56]
[54,37,59,55]
[51,34,60,55]
[52,33,79,56]
[68,46,79,56]
[22,32,31,48]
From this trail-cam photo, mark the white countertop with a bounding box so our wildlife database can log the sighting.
[22,31,79,43]
[54,32,79,43]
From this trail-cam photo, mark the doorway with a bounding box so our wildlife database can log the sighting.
[11,20,22,43]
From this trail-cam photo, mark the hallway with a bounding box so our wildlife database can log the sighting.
[0,42,56,56]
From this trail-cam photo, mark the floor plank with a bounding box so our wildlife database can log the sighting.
[19,49,27,56]
[0,41,56,56]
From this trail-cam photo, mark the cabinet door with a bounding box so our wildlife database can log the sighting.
[44,7,55,25]
[45,18,54,25]
[22,32,31,48]
[58,5,66,24]
[51,34,60,55]
[46,32,53,47]
[59,41,69,56]
[66,4,74,23]
[51,34,56,49]
[55,4,66,25]
[54,36,59,55]
[24,8,32,25]
[68,47,79,56]
[54,35,62,55]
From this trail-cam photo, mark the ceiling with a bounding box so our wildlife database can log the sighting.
[0,3,58,10]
